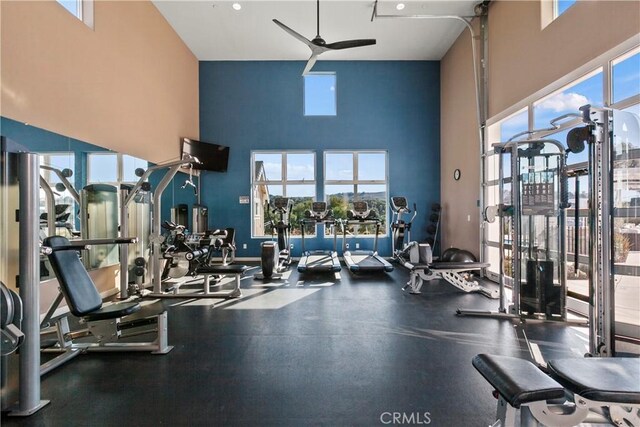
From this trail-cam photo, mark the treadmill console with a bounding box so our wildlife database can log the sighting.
[391,197,408,212]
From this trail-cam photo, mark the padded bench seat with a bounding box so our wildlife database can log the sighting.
[472,354,565,408]
[82,302,140,321]
[548,358,640,404]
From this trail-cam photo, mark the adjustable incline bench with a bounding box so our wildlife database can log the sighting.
[473,353,640,426]
[400,244,498,298]
[41,236,172,373]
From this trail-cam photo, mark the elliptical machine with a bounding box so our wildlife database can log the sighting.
[390,196,429,268]
[255,197,293,280]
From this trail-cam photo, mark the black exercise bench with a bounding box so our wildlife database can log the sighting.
[473,353,640,426]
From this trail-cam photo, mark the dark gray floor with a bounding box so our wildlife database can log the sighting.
[3,264,532,426]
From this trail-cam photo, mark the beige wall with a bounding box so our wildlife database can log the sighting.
[440,21,482,255]
[1,0,199,308]
[440,0,640,254]
[1,0,199,163]
[488,0,640,117]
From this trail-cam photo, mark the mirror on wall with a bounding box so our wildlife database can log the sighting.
[1,118,199,281]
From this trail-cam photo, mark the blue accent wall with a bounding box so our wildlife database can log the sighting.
[199,61,440,257]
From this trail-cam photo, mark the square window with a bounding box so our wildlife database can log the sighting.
[304,73,337,116]
[324,151,388,236]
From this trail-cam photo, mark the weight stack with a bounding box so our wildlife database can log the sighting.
[426,203,441,255]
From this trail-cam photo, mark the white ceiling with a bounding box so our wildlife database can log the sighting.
[152,1,478,61]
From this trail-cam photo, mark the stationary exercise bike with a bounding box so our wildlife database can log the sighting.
[255,197,293,280]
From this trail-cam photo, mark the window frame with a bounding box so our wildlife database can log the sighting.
[250,150,317,239]
[323,150,389,238]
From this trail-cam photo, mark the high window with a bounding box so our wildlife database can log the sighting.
[554,0,577,18]
[56,0,94,28]
[324,151,388,236]
[304,73,337,116]
[251,151,316,237]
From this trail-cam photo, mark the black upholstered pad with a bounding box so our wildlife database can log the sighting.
[195,264,249,275]
[44,236,142,320]
[472,354,564,408]
[548,358,640,404]
[82,302,141,322]
[44,236,103,317]
[431,262,490,270]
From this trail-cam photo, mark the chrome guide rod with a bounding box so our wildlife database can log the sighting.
[39,175,56,237]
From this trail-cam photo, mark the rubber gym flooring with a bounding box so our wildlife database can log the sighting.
[3,264,568,426]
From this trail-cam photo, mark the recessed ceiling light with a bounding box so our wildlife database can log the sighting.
[396,3,405,10]
[232,3,241,10]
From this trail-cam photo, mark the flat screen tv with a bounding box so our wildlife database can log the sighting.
[181,138,229,172]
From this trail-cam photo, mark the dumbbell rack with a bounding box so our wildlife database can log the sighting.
[426,203,441,256]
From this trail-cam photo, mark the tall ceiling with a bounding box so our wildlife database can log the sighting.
[152,1,478,61]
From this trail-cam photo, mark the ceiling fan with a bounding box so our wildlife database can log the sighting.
[273,0,376,75]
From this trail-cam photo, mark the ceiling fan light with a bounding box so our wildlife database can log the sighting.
[396,3,405,10]
[232,3,242,11]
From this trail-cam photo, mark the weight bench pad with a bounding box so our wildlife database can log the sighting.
[195,265,249,275]
[472,354,565,408]
[82,302,141,322]
[547,358,640,404]
[431,262,490,270]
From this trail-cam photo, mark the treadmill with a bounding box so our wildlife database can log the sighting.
[297,202,341,273]
[342,201,394,273]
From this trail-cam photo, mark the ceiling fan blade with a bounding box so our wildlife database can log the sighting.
[325,39,377,50]
[273,19,315,48]
[302,54,319,76]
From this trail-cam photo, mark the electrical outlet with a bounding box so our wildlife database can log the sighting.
[345,243,350,249]
[290,243,294,250]
[242,243,247,249]
[355,243,360,249]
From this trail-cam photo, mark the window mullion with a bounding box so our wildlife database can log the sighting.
[282,153,287,197]
[604,57,613,107]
